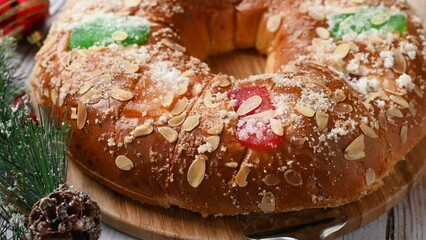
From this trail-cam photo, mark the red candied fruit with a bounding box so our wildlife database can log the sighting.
[236,119,281,150]
[228,86,282,150]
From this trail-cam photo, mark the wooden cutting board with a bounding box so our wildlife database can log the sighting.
[66,49,426,240]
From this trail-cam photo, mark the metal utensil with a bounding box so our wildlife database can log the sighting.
[239,207,349,240]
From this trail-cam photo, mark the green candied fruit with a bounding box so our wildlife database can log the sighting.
[69,14,150,50]
[330,6,407,39]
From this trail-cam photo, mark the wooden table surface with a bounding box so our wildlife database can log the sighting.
[16,0,426,239]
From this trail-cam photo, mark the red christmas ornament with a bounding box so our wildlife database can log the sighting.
[13,93,40,125]
[0,0,49,37]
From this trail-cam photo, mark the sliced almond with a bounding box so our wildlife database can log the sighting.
[370,13,390,26]
[316,27,330,39]
[182,115,200,132]
[383,79,397,93]
[344,134,365,160]
[124,0,142,7]
[360,123,378,139]
[312,38,328,47]
[365,168,376,186]
[177,84,188,96]
[115,155,134,171]
[161,92,174,108]
[284,170,303,186]
[390,95,409,108]
[367,92,381,102]
[161,38,186,52]
[134,124,154,137]
[158,126,178,143]
[408,35,420,46]
[315,111,329,130]
[333,57,346,71]
[242,110,278,120]
[217,75,231,87]
[266,52,277,72]
[414,85,423,98]
[77,102,87,130]
[306,79,328,91]
[290,136,306,148]
[266,14,281,33]
[400,125,408,144]
[331,90,347,102]
[51,88,57,104]
[409,101,417,117]
[363,102,373,111]
[359,66,370,76]
[112,30,128,42]
[378,90,390,101]
[204,90,215,108]
[207,121,224,135]
[225,162,238,168]
[205,135,220,152]
[237,96,262,116]
[82,89,102,104]
[58,85,71,107]
[70,107,77,120]
[334,43,351,59]
[385,89,405,96]
[111,88,134,102]
[392,49,406,74]
[386,107,404,118]
[180,69,194,78]
[235,164,251,187]
[309,11,325,21]
[124,62,139,73]
[79,82,93,95]
[84,69,103,79]
[187,155,207,188]
[296,105,315,117]
[146,0,157,7]
[60,52,72,68]
[263,174,280,186]
[171,97,188,116]
[270,119,284,136]
[334,103,353,114]
[282,65,299,73]
[259,192,275,212]
[99,74,112,84]
[168,112,187,127]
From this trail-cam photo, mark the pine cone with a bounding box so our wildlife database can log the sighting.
[29,186,101,240]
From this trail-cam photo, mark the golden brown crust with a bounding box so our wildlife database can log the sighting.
[31,0,426,216]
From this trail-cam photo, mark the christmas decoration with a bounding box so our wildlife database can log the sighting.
[0,36,102,239]
[0,0,49,37]
[29,187,102,240]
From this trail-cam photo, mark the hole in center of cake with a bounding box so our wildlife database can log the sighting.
[205,49,267,79]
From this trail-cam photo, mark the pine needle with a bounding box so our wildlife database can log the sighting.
[0,36,71,237]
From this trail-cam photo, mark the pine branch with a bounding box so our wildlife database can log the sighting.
[0,36,72,237]
[0,109,71,211]
[0,37,24,122]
